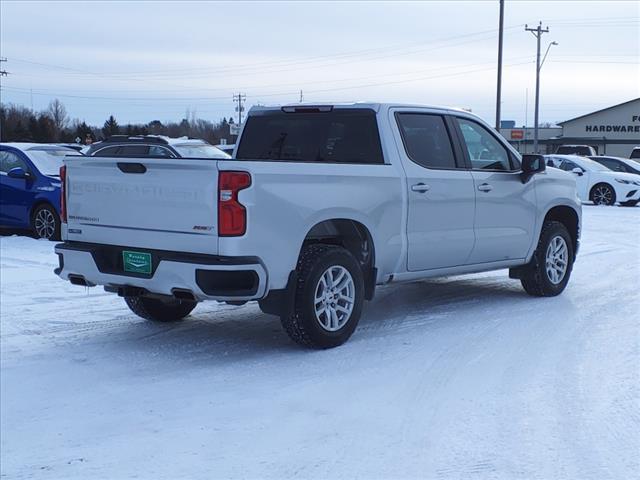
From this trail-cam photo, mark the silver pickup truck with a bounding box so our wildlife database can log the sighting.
[55,103,581,348]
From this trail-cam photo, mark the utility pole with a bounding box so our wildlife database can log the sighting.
[0,57,8,141]
[525,87,529,154]
[495,0,505,130]
[233,93,246,125]
[525,22,549,153]
[299,89,304,103]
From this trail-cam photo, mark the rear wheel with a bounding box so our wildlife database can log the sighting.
[520,221,574,297]
[281,244,364,349]
[589,183,616,206]
[124,296,197,322]
[31,204,60,240]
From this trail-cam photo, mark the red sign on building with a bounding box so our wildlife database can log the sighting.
[511,130,524,140]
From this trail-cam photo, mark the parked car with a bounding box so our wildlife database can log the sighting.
[589,155,640,175]
[630,147,640,159]
[56,103,581,349]
[546,154,640,206]
[85,135,231,159]
[555,145,597,156]
[0,143,80,239]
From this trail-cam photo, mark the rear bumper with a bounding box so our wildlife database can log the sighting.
[54,242,268,301]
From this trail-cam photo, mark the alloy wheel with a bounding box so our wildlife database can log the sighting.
[545,235,569,285]
[314,265,355,331]
[593,185,613,205]
[34,208,56,239]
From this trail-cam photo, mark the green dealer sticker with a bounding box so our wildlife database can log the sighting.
[122,251,152,274]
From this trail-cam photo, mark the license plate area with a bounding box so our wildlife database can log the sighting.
[122,250,153,275]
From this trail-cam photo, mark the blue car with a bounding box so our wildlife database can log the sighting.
[0,143,78,240]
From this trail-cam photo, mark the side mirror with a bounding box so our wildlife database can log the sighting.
[7,167,32,180]
[571,167,584,176]
[521,154,546,183]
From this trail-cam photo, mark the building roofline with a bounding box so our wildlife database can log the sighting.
[558,97,640,124]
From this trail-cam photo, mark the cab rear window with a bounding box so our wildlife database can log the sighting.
[236,109,384,164]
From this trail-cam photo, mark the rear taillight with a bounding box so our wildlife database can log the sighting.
[60,165,67,223]
[218,171,251,236]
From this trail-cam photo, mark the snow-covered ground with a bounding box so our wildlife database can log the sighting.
[1,206,639,479]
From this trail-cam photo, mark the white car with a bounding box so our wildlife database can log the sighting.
[546,154,640,206]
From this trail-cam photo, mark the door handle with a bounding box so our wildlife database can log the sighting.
[477,183,493,192]
[411,183,431,193]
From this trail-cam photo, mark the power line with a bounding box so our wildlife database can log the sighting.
[3,31,512,99]
[2,55,533,98]
[6,54,635,100]
[0,59,536,104]
[6,27,519,84]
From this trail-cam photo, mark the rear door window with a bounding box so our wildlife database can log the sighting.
[395,113,457,169]
[597,158,623,172]
[236,109,383,164]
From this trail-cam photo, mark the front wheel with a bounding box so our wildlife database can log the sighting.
[281,244,364,349]
[32,204,60,240]
[520,221,574,297]
[590,183,616,206]
[124,296,197,322]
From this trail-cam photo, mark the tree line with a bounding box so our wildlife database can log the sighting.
[0,100,237,145]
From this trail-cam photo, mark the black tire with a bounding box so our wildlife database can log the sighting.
[620,200,638,207]
[124,296,197,322]
[31,203,61,240]
[589,183,616,206]
[281,244,365,349]
[520,221,574,297]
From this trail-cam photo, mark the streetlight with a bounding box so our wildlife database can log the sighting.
[541,41,559,70]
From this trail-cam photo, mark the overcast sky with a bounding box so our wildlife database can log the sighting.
[1,1,638,127]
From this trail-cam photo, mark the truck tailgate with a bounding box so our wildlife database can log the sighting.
[64,157,220,254]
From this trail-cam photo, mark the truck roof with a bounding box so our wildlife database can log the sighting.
[249,102,471,115]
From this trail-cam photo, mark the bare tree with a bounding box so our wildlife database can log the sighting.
[47,99,68,140]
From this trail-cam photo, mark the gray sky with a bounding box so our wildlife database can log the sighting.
[1,0,638,127]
